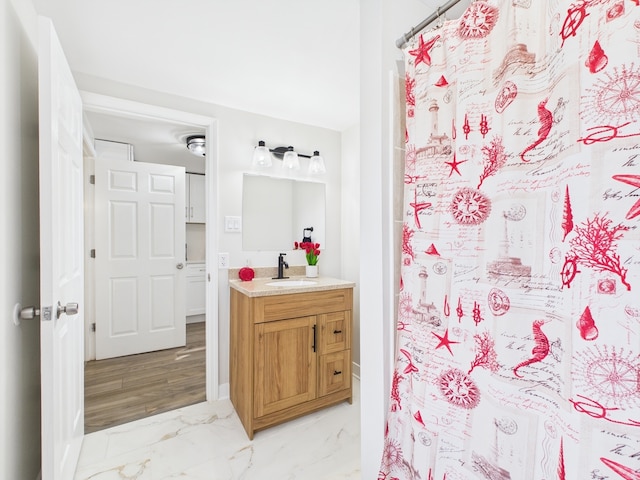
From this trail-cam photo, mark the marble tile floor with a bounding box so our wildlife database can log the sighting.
[74,378,361,480]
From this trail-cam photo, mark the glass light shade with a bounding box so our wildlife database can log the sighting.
[186,136,206,157]
[282,146,300,170]
[252,141,272,167]
[308,150,326,175]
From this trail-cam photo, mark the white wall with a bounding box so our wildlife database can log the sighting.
[342,124,361,376]
[1,0,42,478]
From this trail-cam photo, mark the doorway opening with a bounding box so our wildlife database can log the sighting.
[81,92,218,431]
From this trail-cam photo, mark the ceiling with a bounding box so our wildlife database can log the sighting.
[32,0,460,166]
[32,0,363,132]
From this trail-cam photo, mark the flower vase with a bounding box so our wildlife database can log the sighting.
[306,265,318,278]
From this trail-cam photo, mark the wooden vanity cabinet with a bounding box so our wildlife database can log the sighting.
[230,287,353,439]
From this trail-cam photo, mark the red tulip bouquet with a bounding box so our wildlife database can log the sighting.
[294,241,321,265]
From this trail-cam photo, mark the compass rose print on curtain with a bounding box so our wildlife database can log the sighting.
[381,0,640,478]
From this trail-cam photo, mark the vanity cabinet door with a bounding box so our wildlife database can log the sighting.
[254,316,317,418]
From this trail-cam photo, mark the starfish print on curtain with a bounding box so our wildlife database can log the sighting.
[408,33,440,67]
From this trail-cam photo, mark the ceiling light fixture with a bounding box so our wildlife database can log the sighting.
[186,135,206,157]
[252,141,325,174]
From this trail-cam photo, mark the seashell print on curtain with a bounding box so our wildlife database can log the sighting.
[380,0,640,478]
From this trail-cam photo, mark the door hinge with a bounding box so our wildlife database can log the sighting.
[89,174,95,184]
[90,249,96,258]
[91,323,96,332]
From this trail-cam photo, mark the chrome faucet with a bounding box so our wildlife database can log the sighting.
[273,253,289,279]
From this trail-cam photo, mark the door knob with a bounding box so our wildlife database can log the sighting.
[177,263,184,269]
[57,301,79,319]
[20,306,40,319]
[14,304,54,324]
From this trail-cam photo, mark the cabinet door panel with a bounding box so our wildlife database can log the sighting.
[254,316,317,417]
[318,350,351,397]
[185,263,206,316]
[318,311,351,354]
[185,275,206,316]
[188,173,206,223]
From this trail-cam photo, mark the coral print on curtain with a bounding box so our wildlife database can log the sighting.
[381,0,640,478]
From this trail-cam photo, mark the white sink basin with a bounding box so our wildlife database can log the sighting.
[266,280,317,287]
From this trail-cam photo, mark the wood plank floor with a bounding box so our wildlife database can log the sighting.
[84,322,206,433]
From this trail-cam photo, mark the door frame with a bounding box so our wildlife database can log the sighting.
[80,91,219,400]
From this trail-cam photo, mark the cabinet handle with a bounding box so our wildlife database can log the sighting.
[333,329,342,334]
[333,370,342,376]
[312,324,316,352]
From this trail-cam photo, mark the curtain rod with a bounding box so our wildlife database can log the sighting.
[395,0,463,49]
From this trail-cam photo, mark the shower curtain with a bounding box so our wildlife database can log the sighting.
[381,0,640,478]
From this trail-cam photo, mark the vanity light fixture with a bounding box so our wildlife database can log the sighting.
[252,140,273,167]
[253,140,326,173]
[186,135,206,157]
[308,151,326,175]
[282,146,300,170]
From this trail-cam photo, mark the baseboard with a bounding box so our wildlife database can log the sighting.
[352,361,361,380]
[186,314,205,324]
[218,382,230,400]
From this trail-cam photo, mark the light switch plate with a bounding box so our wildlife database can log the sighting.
[224,216,242,232]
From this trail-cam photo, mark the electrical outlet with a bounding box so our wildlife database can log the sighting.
[218,252,229,269]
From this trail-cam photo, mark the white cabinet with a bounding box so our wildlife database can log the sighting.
[185,263,206,316]
[186,173,205,223]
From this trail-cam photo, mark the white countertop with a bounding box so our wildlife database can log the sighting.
[229,275,355,297]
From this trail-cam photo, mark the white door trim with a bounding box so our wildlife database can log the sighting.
[81,92,219,401]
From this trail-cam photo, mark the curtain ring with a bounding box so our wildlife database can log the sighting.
[436,7,443,29]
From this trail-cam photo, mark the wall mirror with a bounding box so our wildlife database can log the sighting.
[242,174,326,251]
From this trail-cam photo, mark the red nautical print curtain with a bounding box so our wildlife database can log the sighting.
[380,0,640,478]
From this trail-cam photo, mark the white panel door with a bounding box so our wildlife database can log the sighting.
[38,17,85,480]
[95,158,186,359]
